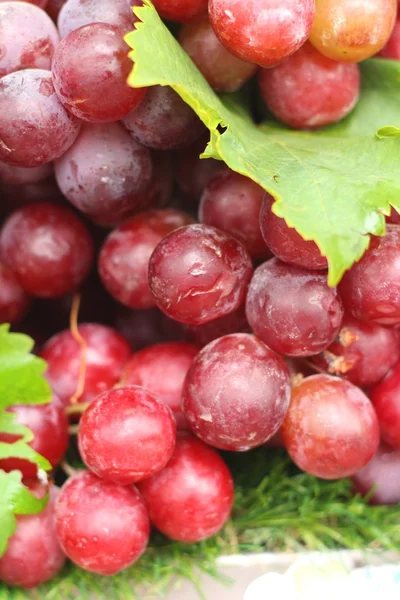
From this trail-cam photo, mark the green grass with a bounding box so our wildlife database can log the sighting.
[2,448,400,600]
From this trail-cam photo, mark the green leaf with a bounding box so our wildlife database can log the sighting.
[0,470,48,556]
[126,3,400,285]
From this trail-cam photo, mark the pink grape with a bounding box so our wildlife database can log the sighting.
[57,0,138,38]
[52,23,146,123]
[182,333,291,450]
[54,123,152,226]
[55,471,150,575]
[148,224,253,326]
[0,69,81,167]
[246,258,343,356]
[209,0,315,68]
[371,363,400,449]
[137,433,234,543]
[0,202,94,298]
[282,374,380,479]
[379,17,400,59]
[0,261,30,324]
[78,386,176,484]
[352,444,400,505]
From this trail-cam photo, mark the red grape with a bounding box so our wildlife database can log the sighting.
[186,303,249,347]
[54,123,152,226]
[0,262,30,324]
[0,162,52,186]
[46,0,66,21]
[309,0,397,62]
[78,386,176,483]
[0,487,65,588]
[57,0,137,38]
[0,0,48,7]
[123,342,199,429]
[387,208,400,225]
[179,16,257,92]
[246,258,343,356]
[339,225,400,326]
[259,194,327,270]
[52,23,145,123]
[0,203,94,298]
[174,135,222,201]
[259,42,360,130]
[379,17,400,59]
[137,433,234,543]
[352,444,400,505]
[148,224,253,326]
[0,69,81,167]
[182,333,291,450]
[199,170,270,260]
[98,209,194,309]
[0,1,59,77]
[282,374,380,479]
[312,315,400,387]
[370,363,400,449]
[0,394,69,479]
[40,323,132,406]
[209,0,315,68]
[55,471,150,575]
[121,86,204,150]
[151,0,207,23]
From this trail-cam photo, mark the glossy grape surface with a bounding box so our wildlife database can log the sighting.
[40,323,132,406]
[246,258,343,356]
[209,0,315,68]
[55,471,150,575]
[282,375,380,479]
[138,433,234,543]
[55,123,152,226]
[182,333,291,450]
[0,202,94,298]
[371,363,400,449]
[0,69,81,167]
[148,224,253,326]
[98,209,193,309]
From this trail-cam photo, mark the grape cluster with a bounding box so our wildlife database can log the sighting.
[1,0,400,590]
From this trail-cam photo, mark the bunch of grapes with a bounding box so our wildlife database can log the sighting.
[1,0,400,590]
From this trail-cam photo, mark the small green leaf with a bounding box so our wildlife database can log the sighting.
[0,441,51,471]
[126,2,400,285]
[0,470,48,556]
[376,126,400,139]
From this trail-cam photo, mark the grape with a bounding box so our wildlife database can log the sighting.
[0,162,52,185]
[258,42,360,130]
[312,315,400,388]
[52,23,145,123]
[148,224,253,326]
[0,203,94,298]
[0,0,48,6]
[55,471,150,575]
[199,170,271,260]
[339,225,400,326]
[370,363,400,449]
[174,135,222,202]
[0,69,81,167]
[40,323,132,406]
[282,375,380,479]
[387,207,400,225]
[259,194,328,270]
[123,342,199,429]
[137,433,234,543]
[144,151,174,210]
[151,0,207,23]
[98,209,193,309]
[0,394,69,479]
[209,0,315,68]
[246,258,343,356]
[54,123,152,226]
[379,17,400,59]
[121,86,204,150]
[309,0,397,62]
[0,487,65,588]
[179,16,257,93]
[0,262,30,324]
[352,444,400,505]
[182,333,290,450]
[46,0,66,21]
[114,306,185,350]
[186,303,249,347]
[57,0,138,38]
[0,2,59,77]
[78,386,176,483]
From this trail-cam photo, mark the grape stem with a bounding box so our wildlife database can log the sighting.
[65,402,89,416]
[60,460,78,478]
[68,293,87,405]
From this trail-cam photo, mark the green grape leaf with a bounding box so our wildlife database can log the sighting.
[126,1,400,285]
[0,470,48,556]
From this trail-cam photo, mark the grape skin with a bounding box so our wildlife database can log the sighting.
[151,0,207,23]
[370,362,400,450]
[352,444,400,505]
[379,17,400,59]
[0,261,30,324]
[57,0,137,38]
